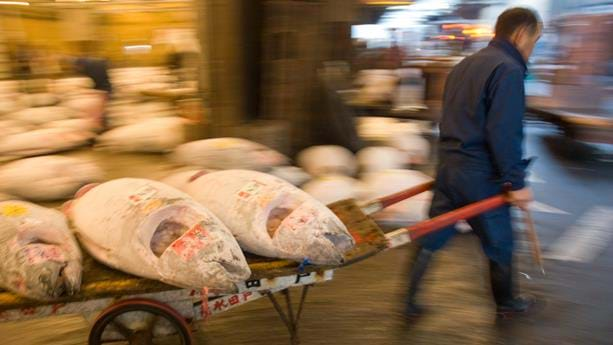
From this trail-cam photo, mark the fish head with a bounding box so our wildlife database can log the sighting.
[143,204,250,293]
[0,219,81,300]
[271,201,355,265]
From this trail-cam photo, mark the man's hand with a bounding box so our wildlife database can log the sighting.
[508,187,534,210]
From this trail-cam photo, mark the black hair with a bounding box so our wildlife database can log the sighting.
[495,7,541,40]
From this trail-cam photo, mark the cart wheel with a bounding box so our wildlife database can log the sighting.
[88,298,194,345]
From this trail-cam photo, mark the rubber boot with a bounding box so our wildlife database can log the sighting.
[405,247,433,319]
[489,260,535,316]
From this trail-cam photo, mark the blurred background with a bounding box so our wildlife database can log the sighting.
[0,0,611,344]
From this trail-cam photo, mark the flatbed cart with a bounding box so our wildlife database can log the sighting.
[0,183,509,345]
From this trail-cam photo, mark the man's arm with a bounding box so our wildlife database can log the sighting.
[485,65,529,191]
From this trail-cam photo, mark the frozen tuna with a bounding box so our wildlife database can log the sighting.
[165,169,355,265]
[0,97,24,115]
[6,106,77,125]
[361,169,433,224]
[0,128,94,158]
[356,146,405,173]
[297,145,357,177]
[354,69,399,104]
[20,93,59,107]
[106,102,176,128]
[0,155,104,201]
[269,166,312,186]
[0,201,82,300]
[43,118,99,132]
[66,178,250,292]
[49,77,93,94]
[387,132,430,165]
[61,92,107,127]
[302,175,367,205]
[95,117,187,153]
[172,138,288,171]
[0,120,31,137]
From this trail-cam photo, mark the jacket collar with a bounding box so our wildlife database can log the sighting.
[489,37,527,75]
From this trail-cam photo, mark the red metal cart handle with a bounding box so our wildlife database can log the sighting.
[407,194,508,240]
[361,180,435,215]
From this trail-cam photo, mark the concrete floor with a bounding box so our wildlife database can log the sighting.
[1,122,612,345]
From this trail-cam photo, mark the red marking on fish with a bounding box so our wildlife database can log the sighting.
[189,170,208,182]
[242,291,253,301]
[238,191,251,199]
[170,224,208,261]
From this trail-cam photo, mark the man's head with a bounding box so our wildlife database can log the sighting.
[495,7,542,62]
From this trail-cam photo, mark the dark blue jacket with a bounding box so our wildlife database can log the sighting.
[438,38,530,191]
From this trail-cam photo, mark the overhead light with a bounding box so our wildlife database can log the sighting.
[0,1,30,5]
[362,1,413,5]
[123,45,152,54]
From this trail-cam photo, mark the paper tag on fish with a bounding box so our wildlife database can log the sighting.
[1,204,28,217]
[237,180,266,200]
[128,185,158,205]
[170,223,208,261]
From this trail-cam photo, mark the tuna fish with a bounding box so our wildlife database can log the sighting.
[387,132,430,165]
[61,92,107,127]
[65,178,250,292]
[361,169,433,224]
[356,146,405,172]
[106,102,176,128]
[20,93,60,107]
[0,97,24,115]
[297,145,357,177]
[0,120,31,137]
[0,128,94,159]
[164,169,355,265]
[0,155,104,201]
[269,166,312,186]
[95,117,187,153]
[354,69,399,104]
[0,80,20,94]
[302,175,367,205]
[0,201,82,300]
[49,77,93,94]
[43,118,99,132]
[6,106,77,125]
[172,138,288,171]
